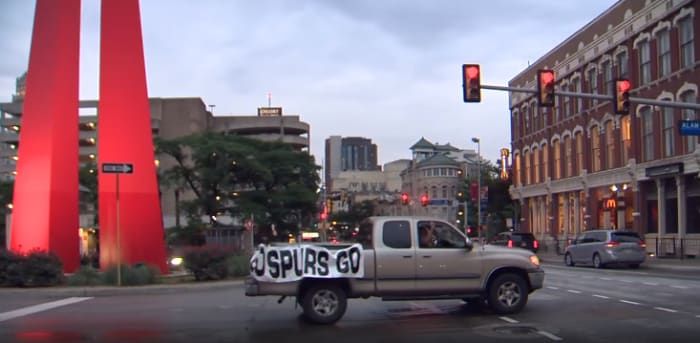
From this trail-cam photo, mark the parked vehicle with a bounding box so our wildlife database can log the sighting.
[489,231,539,253]
[564,230,646,269]
[245,216,545,324]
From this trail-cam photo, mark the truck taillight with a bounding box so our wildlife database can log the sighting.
[507,240,513,248]
[533,240,539,249]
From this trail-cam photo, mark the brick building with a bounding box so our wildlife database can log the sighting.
[509,0,699,256]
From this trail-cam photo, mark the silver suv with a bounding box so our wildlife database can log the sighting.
[564,230,646,269]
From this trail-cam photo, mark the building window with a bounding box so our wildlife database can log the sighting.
[573,78,582,113]
[575,132,584,174]
[588,67,598,107]
[605,121,615,169]
[515,153,521,186]
[553,140,561,180]
[525,151,531,185]
[620,115,631,165]
[524,107,530,135]
[542,144,549,180]
[657,29,671,78]
[431,186,438,199]
[639,40,651,84]
[616,50,628,78]
[442,186,447,199]
[642,106,654,161]
[563,84,571,117]
[533,148,540,183]
[663,105,675,157]
[679,16,695,69]
[591,126,601,172]
[602,60,613,95]
[564,136,573,177]
[681,91,698,153]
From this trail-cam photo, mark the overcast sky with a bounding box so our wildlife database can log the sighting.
[0,0,616,165]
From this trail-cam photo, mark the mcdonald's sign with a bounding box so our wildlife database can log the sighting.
[603,198,617,210]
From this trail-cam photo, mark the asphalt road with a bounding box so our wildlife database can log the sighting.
[1,262,700,343]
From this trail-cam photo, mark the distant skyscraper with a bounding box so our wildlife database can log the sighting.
[325,136,379,191]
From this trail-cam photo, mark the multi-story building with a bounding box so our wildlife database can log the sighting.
[324,136,380,191]
[509,0,699,256]
[0,89,311,237]
[399,137,481,223]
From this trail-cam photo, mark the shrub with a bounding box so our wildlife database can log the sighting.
[183,245,231,281]
[67,266,102,286]
[1,250,64,287]
[227,255,251,278]
[102,263,159,286]
[0,249,21,286]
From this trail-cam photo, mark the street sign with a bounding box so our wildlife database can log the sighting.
[679,120,700,136]
[102,163,134,174]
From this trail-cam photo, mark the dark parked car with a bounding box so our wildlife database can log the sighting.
[489,231,539,253]
[564,230,646,269]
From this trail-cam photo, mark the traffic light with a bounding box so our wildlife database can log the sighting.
[456,191,465,202]
[614,79,631,115]
[420,194,429,207]
[457,204,465,217]
[537,69,555,107]
[401,192,409,205]
[462,64,481,102]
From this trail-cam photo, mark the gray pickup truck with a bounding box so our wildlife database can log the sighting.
[245,216,544,324]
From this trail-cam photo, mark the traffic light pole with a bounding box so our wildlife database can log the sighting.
[481,84,700,111]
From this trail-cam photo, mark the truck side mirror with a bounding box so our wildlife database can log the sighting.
[464,237,474,252]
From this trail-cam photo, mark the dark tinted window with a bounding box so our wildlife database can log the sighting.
[382,220,411,249]
[512,233,535,242]
[611,232,641,243]
[354,220,374,249]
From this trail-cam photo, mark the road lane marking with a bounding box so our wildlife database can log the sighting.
[671,285,689,289]
[0,297,92,322]
[537,330,563,341]
[619,300,642,305]
[499,316,519,324]
[600,277,613,281]
[546,286,560,290]
[654,307,678,313]
[567,290,582,294]
[642,282,659,286]
[620,280,634,283]
[593,294,610,299]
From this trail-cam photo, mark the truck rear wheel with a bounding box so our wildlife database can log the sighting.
[301,284,347,325]
[487,273,528,315]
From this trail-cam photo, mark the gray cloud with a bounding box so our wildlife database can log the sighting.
[0,0,616,165]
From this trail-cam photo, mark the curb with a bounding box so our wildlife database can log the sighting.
[540,254,700,272]
[0,279,245,297]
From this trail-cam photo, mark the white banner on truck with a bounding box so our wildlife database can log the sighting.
[250,244,364,283]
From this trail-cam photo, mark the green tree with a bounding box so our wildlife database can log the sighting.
[463,161,514,239]
[156,132,320,236]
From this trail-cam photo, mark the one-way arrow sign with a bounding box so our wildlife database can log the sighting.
[102,163,134,174]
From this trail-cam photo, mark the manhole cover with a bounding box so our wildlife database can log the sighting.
[493,325,538,335]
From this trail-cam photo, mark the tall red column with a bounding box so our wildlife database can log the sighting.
[10,0,81,272]
[99,0,167,273]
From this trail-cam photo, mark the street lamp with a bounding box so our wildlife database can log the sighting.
[472,137,481,243]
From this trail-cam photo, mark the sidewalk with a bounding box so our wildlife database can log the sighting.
[537,249,700,273]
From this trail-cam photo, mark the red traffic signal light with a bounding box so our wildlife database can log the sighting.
[420,194,429,207]
[462,64,481,103]
[614,79,631,115]
[537,69,555,107]
[401,192,409,205]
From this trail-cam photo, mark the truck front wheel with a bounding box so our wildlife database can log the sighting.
[487,273,528,315]
[301,284,347,325]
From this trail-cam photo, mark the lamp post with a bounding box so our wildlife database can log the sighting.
[472,137,481,243]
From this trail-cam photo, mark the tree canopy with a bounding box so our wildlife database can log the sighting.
[156,133,321,232]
